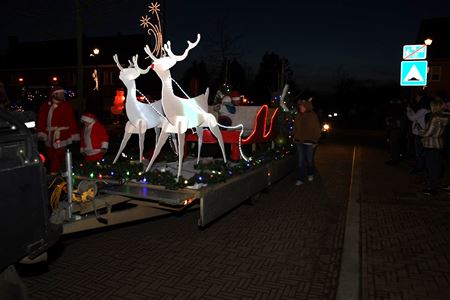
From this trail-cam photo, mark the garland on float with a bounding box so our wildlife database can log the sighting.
[72,144,293,190]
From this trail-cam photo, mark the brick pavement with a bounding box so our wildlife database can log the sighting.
[19,138,354,300]
[359,133,450,300]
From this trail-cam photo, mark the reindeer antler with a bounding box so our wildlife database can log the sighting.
[113,54,124,70]
[164,34,201,62]
[132,55,151,74]
[144,45,158,61]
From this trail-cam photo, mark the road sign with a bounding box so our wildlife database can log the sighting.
[400,61,428,86]
[403,44,427,60]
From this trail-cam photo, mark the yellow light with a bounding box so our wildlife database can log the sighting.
[424,38,432,46]
[322,123,330,131]
[93,48,100,55]
[52,76,58,82]
[18,77,24,82]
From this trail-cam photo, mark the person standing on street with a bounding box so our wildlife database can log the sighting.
[420,98,448,196]
[80,112,109,162]
[406,93,430,174]
[293,97,322,186]
[37,86,80,174]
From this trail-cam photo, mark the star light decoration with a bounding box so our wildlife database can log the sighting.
[140,2,164,57]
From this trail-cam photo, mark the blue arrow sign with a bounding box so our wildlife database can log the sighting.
[400,61,428,86]
[403,45,427,60]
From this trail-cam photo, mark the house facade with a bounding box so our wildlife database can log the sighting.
[416,17,450,98]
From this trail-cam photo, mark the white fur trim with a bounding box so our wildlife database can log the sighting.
[84,149,101,156]
[81,115,95,123]
[84,124,93,150]
[51,89,64,95]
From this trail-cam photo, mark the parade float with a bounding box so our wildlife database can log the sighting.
[54,2,296,233]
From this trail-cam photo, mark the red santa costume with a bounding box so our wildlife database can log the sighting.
[37,86,80,173]
[80,112,109,162]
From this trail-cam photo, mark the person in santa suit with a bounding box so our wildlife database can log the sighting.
[80,112,109,162]
[214,90,241,127]
[37,86,80,174]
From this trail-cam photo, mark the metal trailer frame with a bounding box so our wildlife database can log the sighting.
[198,155,295,227]
[62,155,295,233]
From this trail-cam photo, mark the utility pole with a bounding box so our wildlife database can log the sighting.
[75,0,85,111]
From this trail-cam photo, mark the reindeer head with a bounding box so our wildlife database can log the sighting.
[144,34,201,77]
[113,54,150,86]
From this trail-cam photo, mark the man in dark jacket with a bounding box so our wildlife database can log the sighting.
[293,98,321,186]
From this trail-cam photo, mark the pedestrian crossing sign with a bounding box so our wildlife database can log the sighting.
[400,61,428,86]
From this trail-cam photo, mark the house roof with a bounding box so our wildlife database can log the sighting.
[416,17,450,59]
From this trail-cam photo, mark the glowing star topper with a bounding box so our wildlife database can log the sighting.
[140,2,164,57]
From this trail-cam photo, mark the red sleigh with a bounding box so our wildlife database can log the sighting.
[185,105,279,161]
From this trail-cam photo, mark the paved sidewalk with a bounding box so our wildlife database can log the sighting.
[359,136,450,300]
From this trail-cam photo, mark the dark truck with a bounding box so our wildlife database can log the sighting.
[0,109,61,299]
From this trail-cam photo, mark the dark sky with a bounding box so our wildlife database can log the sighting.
[1,0,449,91]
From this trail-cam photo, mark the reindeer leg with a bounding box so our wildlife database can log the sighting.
[177,132,185,182]
[207,116,227,163]
[171,134,178,154]
[196,127,203,164]
[137,120,148,163]
[145,131,169,173]
[175,119,188,182]
[154,127,161,147]
[113,122,134,164]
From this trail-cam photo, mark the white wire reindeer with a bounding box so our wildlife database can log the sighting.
[112,54,167,164]
[143,34,228,181]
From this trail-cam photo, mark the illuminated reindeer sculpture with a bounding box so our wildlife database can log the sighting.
[112,54,166,164]
[143,34,227,180]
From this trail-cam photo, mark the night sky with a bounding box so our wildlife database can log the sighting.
[1,0,449,91]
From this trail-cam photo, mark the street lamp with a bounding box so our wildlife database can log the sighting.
[424,38,432,46]
[90,48,100,91]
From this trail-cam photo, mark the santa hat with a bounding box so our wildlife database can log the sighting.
[230,91,241,102]
[81,112,97,124]
[50,85,65,96]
